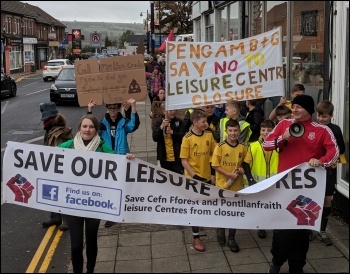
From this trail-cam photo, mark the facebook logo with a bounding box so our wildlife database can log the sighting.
[42,184,59,201]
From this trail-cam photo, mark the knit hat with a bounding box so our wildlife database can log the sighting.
[292,95,315,116]
[40,102,59,121]
[154,66,160,70]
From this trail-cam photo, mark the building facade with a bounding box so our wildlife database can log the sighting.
[192,1,349,202]
[1,1,66,74]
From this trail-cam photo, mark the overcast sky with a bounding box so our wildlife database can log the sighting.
[22,1,151,23]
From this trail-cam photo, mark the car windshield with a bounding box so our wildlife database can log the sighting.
[48,61,65,66]
[57,68,75,81]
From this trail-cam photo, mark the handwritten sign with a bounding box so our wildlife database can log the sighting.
[75,55,147,106]
[151,101,164,129]
[165,27,284,110]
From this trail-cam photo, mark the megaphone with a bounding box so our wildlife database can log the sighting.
[289,122,304,138]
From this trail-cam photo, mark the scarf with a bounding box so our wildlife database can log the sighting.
[74,132,101,151]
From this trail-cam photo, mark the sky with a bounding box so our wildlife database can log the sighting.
[22,1,151,23]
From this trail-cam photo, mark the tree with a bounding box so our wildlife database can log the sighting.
[158,1,193,34]
[82,44,92,53]
[118,30,135,49]
[66,43,72,54]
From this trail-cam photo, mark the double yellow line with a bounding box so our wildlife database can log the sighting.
[26,226,64,273]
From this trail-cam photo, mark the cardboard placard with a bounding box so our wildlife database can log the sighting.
[75,55,147,106]
[151,101,164,129]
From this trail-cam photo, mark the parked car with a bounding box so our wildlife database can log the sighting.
[1,71,17,98]
[50,65,77,104]
[43,59,73,82]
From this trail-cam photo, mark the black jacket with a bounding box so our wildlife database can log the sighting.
[245,107,264,142]
[152,115,185,162]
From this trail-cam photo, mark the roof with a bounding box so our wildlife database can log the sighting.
[1,1,38,19]
[2,1,66,28]
[24,3,66,27]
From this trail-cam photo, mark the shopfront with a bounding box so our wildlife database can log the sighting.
[192,1,348,201]
[23,37,37,72]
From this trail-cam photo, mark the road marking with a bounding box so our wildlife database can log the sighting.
[25,226,56,273]
[23,82,40,88]
[1,101,9,114]
[1,136,44,152]
[38,229,64,273]
[25,89,49,96]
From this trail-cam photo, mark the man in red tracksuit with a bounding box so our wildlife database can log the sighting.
[263,94,339,273]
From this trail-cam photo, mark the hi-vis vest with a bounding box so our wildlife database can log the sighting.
[219,117,251,143]
[248,141,278,182]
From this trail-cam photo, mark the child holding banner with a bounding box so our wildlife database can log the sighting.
[211,119,248,252]
[242,119,279,239]
[180,109,217,252]
[152,102,185,174]
[183,105,221,184]
[58,114,135,274]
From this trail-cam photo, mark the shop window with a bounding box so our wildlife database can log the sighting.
[10,47,22,70]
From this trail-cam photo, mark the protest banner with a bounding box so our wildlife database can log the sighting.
[166,27,285,110]
[3,141,325,231]
[75,55,147,106]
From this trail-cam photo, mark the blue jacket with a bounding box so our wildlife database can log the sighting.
[99,112,139,155]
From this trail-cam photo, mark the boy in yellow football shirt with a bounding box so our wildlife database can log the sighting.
[211,119,248,252]
[242,119,279,239]
[180,109,217,252]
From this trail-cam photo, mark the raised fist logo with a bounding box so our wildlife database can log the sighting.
[6,174,34,203]
[286,195,321,226]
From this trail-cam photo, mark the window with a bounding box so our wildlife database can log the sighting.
[229,2,240,40]
[24,45,34,63]
[205,13,214,42]
[14,18,20,34]
[6,17,12,33]
[219,6,228,41]
[10,47,22,70]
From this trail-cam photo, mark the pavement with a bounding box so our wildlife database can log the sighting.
[14,71,349,273]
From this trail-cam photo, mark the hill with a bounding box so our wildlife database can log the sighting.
[64,21,145,45]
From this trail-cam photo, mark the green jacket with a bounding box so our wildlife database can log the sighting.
[58,138,115,154]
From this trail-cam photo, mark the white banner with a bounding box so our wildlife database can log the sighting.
[165,27,285,110]
[3,142,325,231]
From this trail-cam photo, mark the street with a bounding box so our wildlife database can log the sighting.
[1,75,107,273]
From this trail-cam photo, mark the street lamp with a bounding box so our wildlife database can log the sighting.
[140,10,149,54]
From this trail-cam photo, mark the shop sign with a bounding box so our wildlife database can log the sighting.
[23,37,38,44]
[7,38,22,46]
[49,41,59,47]
[48,33,57,40]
